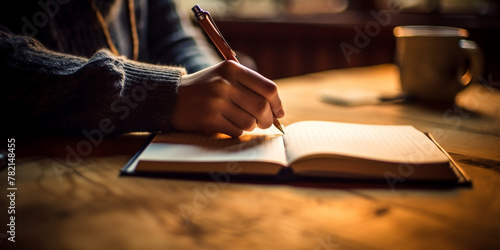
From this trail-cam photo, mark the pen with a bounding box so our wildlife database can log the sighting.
[191,4,285,134]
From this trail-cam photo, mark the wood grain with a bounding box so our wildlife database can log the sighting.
[2,64,499,250]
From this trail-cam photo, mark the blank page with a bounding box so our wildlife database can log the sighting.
[283,121,449,165]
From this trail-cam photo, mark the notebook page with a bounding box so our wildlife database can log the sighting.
[283,121,449,165]
[139,128,287,166]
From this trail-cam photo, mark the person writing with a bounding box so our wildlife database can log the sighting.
[0,0,284,138]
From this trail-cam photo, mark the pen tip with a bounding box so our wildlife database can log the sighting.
[273,119,285,134]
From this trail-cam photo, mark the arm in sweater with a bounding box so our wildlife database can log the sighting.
[0,28,184,136]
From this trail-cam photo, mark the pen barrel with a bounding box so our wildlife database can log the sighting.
[196,14,238,62]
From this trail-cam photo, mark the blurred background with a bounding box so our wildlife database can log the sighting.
[178,0,500,87]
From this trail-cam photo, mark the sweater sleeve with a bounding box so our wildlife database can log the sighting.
[1,28,185,136]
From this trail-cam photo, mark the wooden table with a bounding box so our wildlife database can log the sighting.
[2,64,499,249]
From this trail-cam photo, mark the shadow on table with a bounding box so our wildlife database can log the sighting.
[120,170,471,191]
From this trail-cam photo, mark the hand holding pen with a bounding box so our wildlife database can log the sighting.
[169,5,285,137]
[170,5,285,137]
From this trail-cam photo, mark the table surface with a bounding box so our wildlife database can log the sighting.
[2,64,500,250]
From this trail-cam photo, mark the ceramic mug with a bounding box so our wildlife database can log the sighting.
[394,25,483,106]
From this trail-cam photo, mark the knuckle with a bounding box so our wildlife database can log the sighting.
[258,116,273,129]
[209,76,227,87]
[262,82,278,95]
[254,98,269,114]
[206,79,231,98]
[241,117,256,131]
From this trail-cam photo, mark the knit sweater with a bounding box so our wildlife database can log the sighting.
[0,0,219,136]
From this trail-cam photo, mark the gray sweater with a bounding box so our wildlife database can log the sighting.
[0,0,219,136]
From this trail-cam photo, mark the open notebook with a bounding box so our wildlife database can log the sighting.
[122,121,469,185]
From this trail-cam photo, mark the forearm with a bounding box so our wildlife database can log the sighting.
[1,30,185,136]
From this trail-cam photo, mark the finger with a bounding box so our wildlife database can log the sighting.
[204,113,244,138]
[229,84,274,128]
[236,67,284,118]
[222,103,257,131]
[224,61,284,118]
